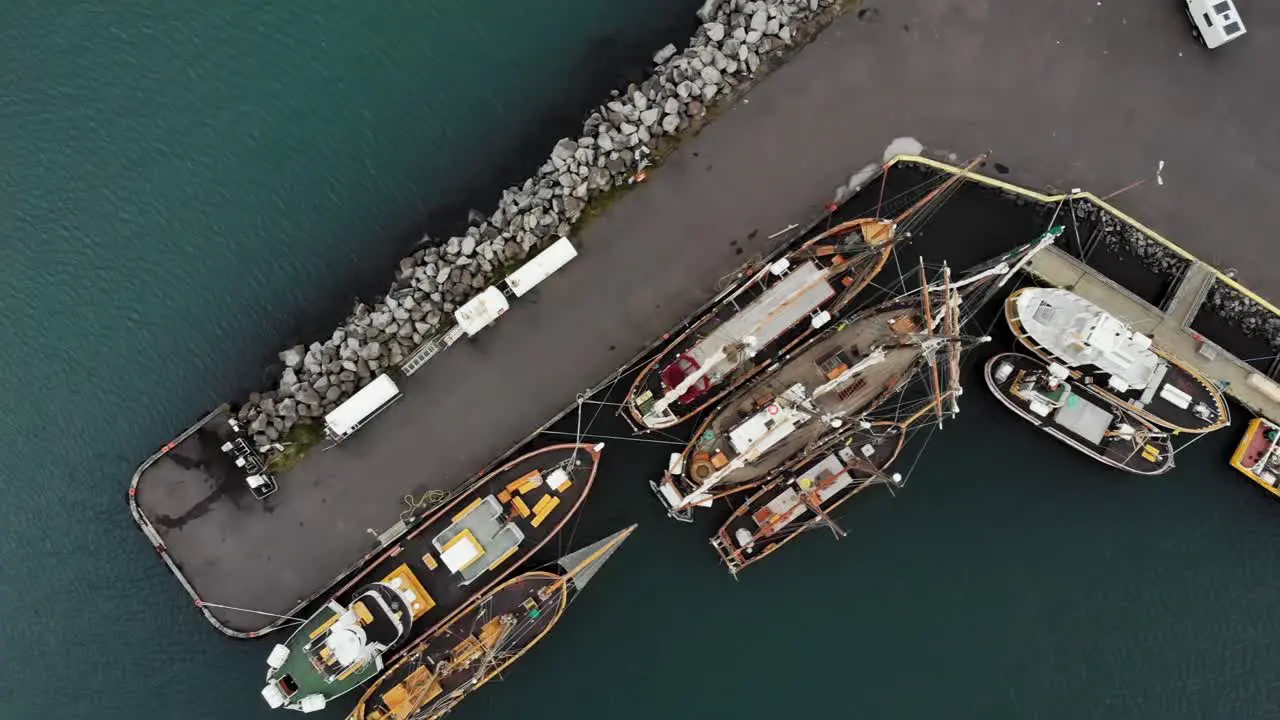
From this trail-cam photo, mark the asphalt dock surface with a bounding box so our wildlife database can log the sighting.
[134,0,1280,633]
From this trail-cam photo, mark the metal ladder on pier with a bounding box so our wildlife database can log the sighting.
[400,326,465,377]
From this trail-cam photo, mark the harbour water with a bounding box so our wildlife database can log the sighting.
[4,3,1280,720]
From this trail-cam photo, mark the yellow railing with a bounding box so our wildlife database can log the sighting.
[888,154,1280,319]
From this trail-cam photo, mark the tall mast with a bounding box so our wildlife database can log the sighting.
[942,265,961,415]
[918,262,944,421]
[891,153,988,226]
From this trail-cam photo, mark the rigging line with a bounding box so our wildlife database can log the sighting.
[900,419,942,484]
[576,398,627,407]
[1067,195,1086,259]
[652,426,692,444]
[582,372,626,437]
[873,162,891,217]
[193,601,309,622]
[538,430,686,446]
[1172,429,1212,456]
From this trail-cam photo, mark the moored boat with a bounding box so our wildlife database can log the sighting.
[348,525,636,720]
[711,422,905,574]
[1230,417,1280,494]
[1005,287,1229,433]
[260,442,603,713]
[652,228,1062,520]
[985,352,1174,475]
[624,157,985,431]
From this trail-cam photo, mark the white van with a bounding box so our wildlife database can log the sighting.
[1186,0,1246,49]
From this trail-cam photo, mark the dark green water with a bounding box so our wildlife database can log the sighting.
[4,3,1280,720]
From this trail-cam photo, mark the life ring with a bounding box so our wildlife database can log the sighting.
[767,403,780,416]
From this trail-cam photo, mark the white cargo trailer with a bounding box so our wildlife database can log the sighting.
[323,373,402,443]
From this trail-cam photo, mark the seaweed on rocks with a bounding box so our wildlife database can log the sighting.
[234,0,858,452]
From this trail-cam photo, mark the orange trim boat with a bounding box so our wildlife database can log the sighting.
[1230,417,1280,495]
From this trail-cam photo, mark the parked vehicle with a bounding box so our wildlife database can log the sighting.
[1185,0,1246,49]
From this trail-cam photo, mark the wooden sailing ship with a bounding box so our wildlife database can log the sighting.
[654,228,1061,522]
[348,525,636,720]
[985,352,1174,475]
[260,443,603,713]
[1005,287,1228,434]
[711,421,906,574]
[707,231,1066,568]
[623,157,986,431]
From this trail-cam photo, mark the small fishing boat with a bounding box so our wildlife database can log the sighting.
[711,422,905,574]
[1230,417,1280,495]
[348,525,636,720]
[985,352,1174,474]
[623,157,985,431]
[1005,287,1228,433]
[260,443,602,713]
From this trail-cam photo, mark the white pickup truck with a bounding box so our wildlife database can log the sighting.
[1185,0,1247,49]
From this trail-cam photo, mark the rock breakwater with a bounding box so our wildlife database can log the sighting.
[235,0,849,449]
[1204,282,1280,351]
[1069,199,1190,278]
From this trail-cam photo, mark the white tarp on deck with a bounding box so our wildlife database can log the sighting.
[687,260,834,378]
[1053,392,1113,445]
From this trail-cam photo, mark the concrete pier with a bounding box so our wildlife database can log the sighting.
[131,0,1280,637]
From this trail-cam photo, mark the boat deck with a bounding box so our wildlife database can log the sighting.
[715,424,904,572]
[1232,418,1280,489]
[1006,287,1227,433]
[360,572,563,720]
[627,220,890,428]
[985,353,1173,475]
[686,301,924,490]
[322,443,592,641]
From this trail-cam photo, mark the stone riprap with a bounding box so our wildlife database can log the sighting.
[234,0,846,447]
[1070,199,1191,278]
[1204,282,1280,351]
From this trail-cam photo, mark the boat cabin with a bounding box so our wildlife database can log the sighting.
[1010,367,1124,448]
[432,495,526,585]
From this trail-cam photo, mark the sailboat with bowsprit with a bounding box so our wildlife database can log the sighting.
[348,525,636,720]
[652,226,1061,522]
[622,155,986,431]
[707,230,1063,568]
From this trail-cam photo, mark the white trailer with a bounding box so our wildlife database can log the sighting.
[454,286,511,337]
[450,237,579,338]
[323,373,402,442]
[504,237,578,297]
